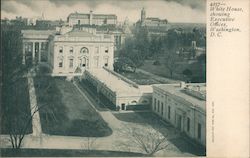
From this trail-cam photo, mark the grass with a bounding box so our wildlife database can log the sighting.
[34,76,112,137]
[0,148,145,157]
[0,78,32,134]
[139,59,206,83]
[118,71,162,85]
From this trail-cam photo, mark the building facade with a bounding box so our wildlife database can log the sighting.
[67,11,117,26]
[152,83,206,146]
[139,8,168,27]
[21,28,114,76]
[48,29,114,76]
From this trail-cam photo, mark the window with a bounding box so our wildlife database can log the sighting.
[80,47,88,55]
[59,59,63,68]
[187,117,190,132]
[69,59,73,68]
[59,47,63,53]
[154,98,156,111]
[157,100,160,112]
[161,102,163,116]
[198,123,202,139]
[168,106,171,119]
[105,47,109,53]
[70,47,74,53]
[104,57,109,67]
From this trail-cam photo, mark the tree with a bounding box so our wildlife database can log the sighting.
[6,101,43,149]
[182,69,193,82]
[164,50,179,78]
[118,124,170,156]
[113,57,136,73]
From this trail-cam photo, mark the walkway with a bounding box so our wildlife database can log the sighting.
[27,74,42,137]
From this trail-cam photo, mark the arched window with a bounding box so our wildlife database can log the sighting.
[80,47,88,55]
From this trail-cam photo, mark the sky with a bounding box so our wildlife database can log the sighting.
[1,0,206,23]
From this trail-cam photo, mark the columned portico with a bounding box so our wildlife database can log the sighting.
[21,30,55,65]
[32,42,35,64]
[22,41,49,65]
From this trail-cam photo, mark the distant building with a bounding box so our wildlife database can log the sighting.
[140,8,168,27]
[67,11,117,26]
[136,8,170,37]
[152,82,206,147]
[36,20,64,29]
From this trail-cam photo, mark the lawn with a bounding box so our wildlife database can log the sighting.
[139,59,206,83]
[0,148,145,157]
[118,71,162,85]
[34,76,112,137]
[0,78,32,134]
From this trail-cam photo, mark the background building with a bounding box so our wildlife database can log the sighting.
[136,8,170,37]
[152,82,206,147]
[67,11,117,26]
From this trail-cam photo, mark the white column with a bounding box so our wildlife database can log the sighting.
[32,42,35,64]
[38,42,42,62]
[22,42,26,65]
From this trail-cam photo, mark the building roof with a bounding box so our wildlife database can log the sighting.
[153,83,206,113]
[21,30,56,35]
[88,69,141,96]
[64,30,96,37]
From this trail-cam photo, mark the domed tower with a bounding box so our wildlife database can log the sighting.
[141,8,146,23]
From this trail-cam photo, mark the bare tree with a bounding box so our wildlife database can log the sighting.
[118,123,170,156]
[164,51,179,78]
[81,137,97,152]
[7,104,42,149]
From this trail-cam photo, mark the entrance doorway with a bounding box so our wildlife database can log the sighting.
[121,104,125,110]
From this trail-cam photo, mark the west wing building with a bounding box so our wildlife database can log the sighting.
[152,83,206,146]
[85,67,152,110]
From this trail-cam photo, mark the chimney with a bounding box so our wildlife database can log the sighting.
[180,81,186,88]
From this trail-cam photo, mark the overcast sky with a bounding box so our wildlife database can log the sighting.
[1,0,206,23]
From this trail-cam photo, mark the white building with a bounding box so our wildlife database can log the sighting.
[67,11,117,26]
[152,82,206,146]
[48,29,114,76]
[85,67,153,110]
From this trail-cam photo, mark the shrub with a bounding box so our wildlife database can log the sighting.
[116,106,120,111]
[153,60,161,65]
